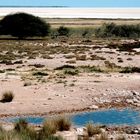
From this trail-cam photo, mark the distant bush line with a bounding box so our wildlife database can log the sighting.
[95,23,140,38]
[0,12,140,39]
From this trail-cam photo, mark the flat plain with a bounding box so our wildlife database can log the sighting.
[0,15,139,139]
[0,21,139,116]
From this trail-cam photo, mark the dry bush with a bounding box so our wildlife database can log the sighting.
[1,91,14,103]
[86,123,101,137]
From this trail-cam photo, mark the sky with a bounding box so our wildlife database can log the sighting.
[0,0,140,7]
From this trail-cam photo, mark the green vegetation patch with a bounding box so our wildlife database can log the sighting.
[95,23,140,38]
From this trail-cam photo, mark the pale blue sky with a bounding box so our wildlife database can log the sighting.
[0,0,140,7]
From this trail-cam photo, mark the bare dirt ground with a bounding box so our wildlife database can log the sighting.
[0,38,139,117]
[0,73,140,116]
[46,18,140,28]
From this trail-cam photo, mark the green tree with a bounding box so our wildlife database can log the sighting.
[0,12,50,39]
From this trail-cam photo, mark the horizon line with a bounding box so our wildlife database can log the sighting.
[0,6,140,8]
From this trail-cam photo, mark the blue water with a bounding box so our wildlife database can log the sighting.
[71,109,140,126]
[3,109,140,126]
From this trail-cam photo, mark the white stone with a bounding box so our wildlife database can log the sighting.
[89,105,99,109]
[126,99,133,104]
[76,127,86,136]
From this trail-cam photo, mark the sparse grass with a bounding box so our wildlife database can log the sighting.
[120,67,140,73]
[104,61,120,69]
[86,122,101,137]
[66,60,76,64]
[1,91,14,103]
[14,60,23,64]
[55,65,76,70]
[0,118,65,140]
[41,54,54,59]
[90,55,106,60]
[118,42,140,52]
[42,119,58,137]
[69,83,75,87]
[79,66,103,73]
[33,71,48,76]
[64,69,79,76]
[127,58,132,61]
[56,65,104,74]
[55,116,71,131]
[30,63,45,68]
[76,54,87,61]
[38,116,70,139]
[95,23,140,38]
[64,54,75,59]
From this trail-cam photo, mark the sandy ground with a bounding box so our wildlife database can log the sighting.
[0,73,140,116]
[0,39,139,117]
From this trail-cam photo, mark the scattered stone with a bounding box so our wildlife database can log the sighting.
[75,127,87,136]
[126,99,133,104]
[132,91,139,96]
[88,105,99,109]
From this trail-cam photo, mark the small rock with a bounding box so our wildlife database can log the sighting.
[133,98,139,103]
[88,105,99,109]
[94,97,99,102]
[75,127,86,136]
[126,99,133,104]
[132,91,139,96]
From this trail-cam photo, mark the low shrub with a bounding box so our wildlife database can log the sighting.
[120,67,140,73]
[39,117,70,139]
[82,29,90,38]
[1,91,14,103]
[76,54,87,61]
[42,119,57,137]
[79,66,103,73]
[55,65,75,70]
[95,23,140,38]
[14,60,23,64]
[64,69,79,75]
[33,71,48,76]
[0,118,65,140]
[86,123,101,137]
[57,26,70,37]
[0,130,15,140]
[55,116,71,131]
